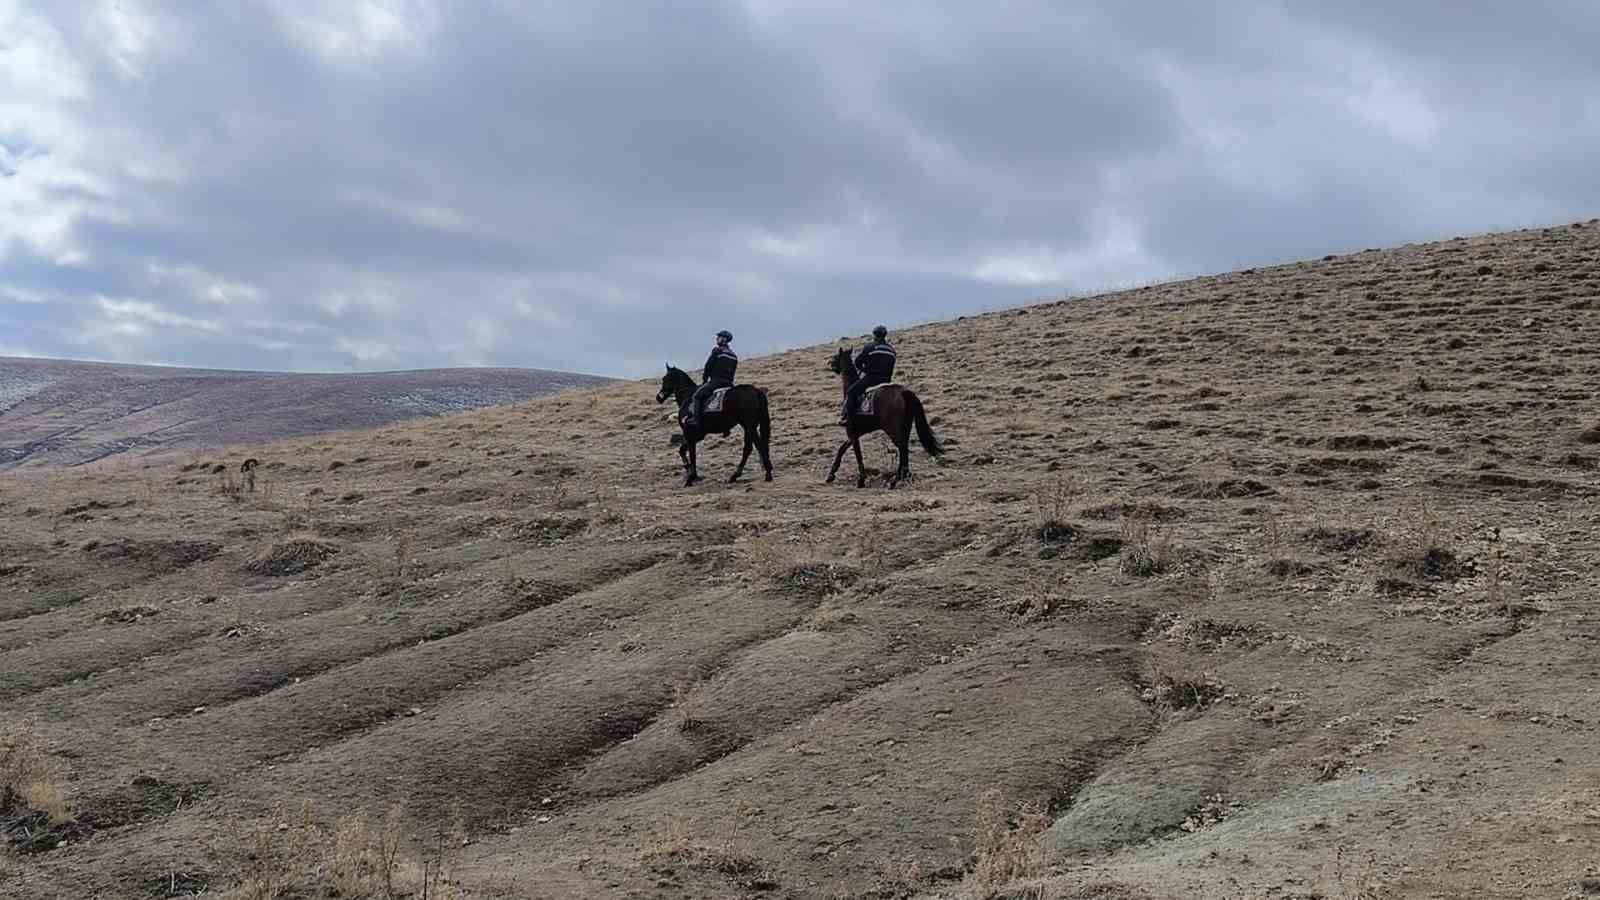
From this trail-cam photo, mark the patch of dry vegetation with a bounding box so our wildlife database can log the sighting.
[642,815,768,888]
[965,789,1050,898]
[1139,651,1227,716]
[1118,515,1173,577]
[0,723,71,838]
[222,803,467,900]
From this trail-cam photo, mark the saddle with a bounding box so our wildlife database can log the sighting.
[701,387,732,413]
[856,382,895,415]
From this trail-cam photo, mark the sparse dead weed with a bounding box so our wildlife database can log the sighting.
[1032,475,1084,537]
[1118,515,1172,577]
[803,594,861,632]
[222,802,467,900]
[742,531,859,594]
[1333,845,1388,899]
[966,789,1050,898]
[671,681,706,732]
[641,814,767,885]
[1139,651,1227,715]
[1004,569,1078,621]
[1384,499,1465,580]
[0,722,72,839]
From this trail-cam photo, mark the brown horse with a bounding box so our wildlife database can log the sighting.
[826,347,941,488]
[656,364,773,486]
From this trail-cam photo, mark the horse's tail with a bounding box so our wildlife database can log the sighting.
[756,387,772,445]
[908,391,942,456]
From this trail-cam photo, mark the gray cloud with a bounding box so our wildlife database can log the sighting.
[4,0,1600,377]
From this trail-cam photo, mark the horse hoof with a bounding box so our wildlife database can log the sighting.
[825,474,836,484]
[764,473,773,482]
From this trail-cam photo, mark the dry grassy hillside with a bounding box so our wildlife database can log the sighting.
[5,220,1600,900]
[0,358,612,471]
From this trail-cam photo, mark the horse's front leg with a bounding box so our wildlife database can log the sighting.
[684,440,701,486]
[826,435,852,483]
[852,436,868,489]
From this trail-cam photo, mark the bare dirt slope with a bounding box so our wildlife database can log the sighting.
[0,358,613,470]
[4,219,1600,900]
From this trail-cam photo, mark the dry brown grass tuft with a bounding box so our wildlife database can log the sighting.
[0,723,71,827]
[587,477,627,527]
[742,531,858,593]
[1139,653,1226,715]
[1118,515,1173,577]
[966,789,1050,897]
[391,530,416,580]
[221,802,466,900]
[671,681,705,732]
[641,815,764,882]
[1005,568,1077,621]
[1032,475,1083,537]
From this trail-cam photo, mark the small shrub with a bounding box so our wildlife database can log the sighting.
[1004,569,1076,621]
[1118,516,1172,577]
[392,531,415,579]
[246,538,338,577]
[1140,656,1226,714]
[671,682,704,732]
[1032,476,1082,534]
[221,802,465,900]
[0,723,71,828]
[641,816,765,885]
[966,789,1049,895]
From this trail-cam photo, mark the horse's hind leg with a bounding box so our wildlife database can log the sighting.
[730,427,754,483]
[891,420,912,487]
[826,438,851,484]
[758,428,773,481]
[890,438,909,488]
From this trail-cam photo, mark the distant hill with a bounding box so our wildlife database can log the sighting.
[0,357,612,469]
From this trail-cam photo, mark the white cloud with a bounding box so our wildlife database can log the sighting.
[6,2,1600,377]
[335,336,396,362]
[91,0,164,79]
[145,263,263,305]
[272,0,438,63]
[95,296,223,333]
[340,189,476,235]
[972,220,1157,288]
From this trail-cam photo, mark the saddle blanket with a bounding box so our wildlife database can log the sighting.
[702,387,731,413]
[857,383,895,415]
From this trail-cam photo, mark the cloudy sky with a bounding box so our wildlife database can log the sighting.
[3,1,1599,377]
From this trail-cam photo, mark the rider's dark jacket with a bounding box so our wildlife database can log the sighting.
[853,340,896,380]
[703,345,739,383]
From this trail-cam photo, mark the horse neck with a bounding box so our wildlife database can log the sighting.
[838,367,857,396]
[672,376,697,405]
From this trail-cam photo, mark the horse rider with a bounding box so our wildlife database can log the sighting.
[684,329,738,429]
[841,324,896,424]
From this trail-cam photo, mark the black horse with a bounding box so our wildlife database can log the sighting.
[827,347,941,488]
[656,365,773,486]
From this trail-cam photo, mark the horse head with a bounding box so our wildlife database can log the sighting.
[828,347,856,377]
[657,364,693,404]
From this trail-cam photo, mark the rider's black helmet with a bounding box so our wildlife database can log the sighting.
[872,324,888,340]
[716,329,733,342]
